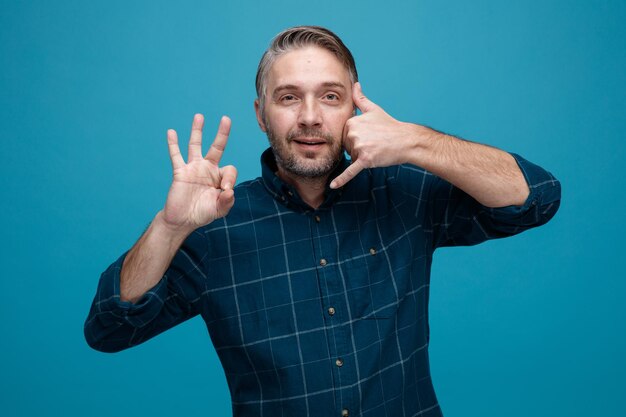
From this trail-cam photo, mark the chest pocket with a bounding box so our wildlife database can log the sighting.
[338,245,402,319]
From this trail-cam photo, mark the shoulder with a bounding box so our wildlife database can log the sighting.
[336,165,433,210]
[201,176,274,234]
[233,176,265,195]
[348,164,433,194]
[231,176,275,205]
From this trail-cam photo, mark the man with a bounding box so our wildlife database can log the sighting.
[85,26,561,416]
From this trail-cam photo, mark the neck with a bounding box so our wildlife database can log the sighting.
[276,167,329,209]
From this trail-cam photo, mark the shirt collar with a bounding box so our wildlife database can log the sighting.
[260,148,350,211]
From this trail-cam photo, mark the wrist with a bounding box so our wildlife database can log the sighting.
[402,123,441,167]
[151,211,195,245]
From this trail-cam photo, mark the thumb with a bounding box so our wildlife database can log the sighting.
[215,189,235,219]
[352,82,378,113]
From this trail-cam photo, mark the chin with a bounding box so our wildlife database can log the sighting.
[294,154,342,178]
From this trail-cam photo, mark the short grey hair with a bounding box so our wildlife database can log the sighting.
[255,26,359,118]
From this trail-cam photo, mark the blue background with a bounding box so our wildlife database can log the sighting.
[1,0,625,416]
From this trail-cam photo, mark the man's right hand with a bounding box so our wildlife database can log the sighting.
[119,114,237,303]
[162,114,238,234]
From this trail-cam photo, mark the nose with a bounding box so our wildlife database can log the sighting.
[297,97,322,128]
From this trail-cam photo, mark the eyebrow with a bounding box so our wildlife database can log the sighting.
[271,82,347,98]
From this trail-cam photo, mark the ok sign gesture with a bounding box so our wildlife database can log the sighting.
[162,114,238,233]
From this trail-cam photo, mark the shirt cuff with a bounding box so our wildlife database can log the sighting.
[484,152,561,224]
[93,252,168,328]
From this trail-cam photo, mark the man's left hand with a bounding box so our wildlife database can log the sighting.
[330,82,417,189]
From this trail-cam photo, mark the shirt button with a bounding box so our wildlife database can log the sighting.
[335,358,343,367]
[369,247,377,255]
[328,307,336,316]
[320,258,327,266]
[341,409,349,417]
[314,215,321,223]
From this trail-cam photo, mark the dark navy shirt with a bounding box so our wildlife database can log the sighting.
[85,148,561,417]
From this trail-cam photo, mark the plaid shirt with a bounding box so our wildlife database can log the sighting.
[85,148,561,417]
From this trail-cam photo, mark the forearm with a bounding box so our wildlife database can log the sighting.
[120,211,193,303]
[404,124,529,208]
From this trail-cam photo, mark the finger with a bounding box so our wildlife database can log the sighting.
[330,159,365,189]
[167,129,185,170]
[219,165,238,190]
[188,114,205,161]
[341,120,355,151]
[215,188,235,218]
[205,115,231,164]
[352,82,378,113]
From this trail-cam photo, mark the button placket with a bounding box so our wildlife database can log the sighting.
[308,207,354,414]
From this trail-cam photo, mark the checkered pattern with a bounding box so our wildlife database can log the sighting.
[85,149,560,416]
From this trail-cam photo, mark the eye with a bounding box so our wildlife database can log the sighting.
[280,94,297,102]
[324,93,339,101]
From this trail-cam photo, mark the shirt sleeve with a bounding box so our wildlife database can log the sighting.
[426,153,561,249]
[83,228,208,353]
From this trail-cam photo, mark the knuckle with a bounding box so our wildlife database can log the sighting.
[359,152,372,165]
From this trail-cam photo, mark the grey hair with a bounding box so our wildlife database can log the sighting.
[255,26,358,119]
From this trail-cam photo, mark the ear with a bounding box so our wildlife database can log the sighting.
[254,99,267,132]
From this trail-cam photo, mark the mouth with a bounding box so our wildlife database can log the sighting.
[292,138,327,149]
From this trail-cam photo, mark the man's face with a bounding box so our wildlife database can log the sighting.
[255,46,355,179]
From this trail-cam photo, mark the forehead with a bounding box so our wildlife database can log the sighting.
[267,46,351,90]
